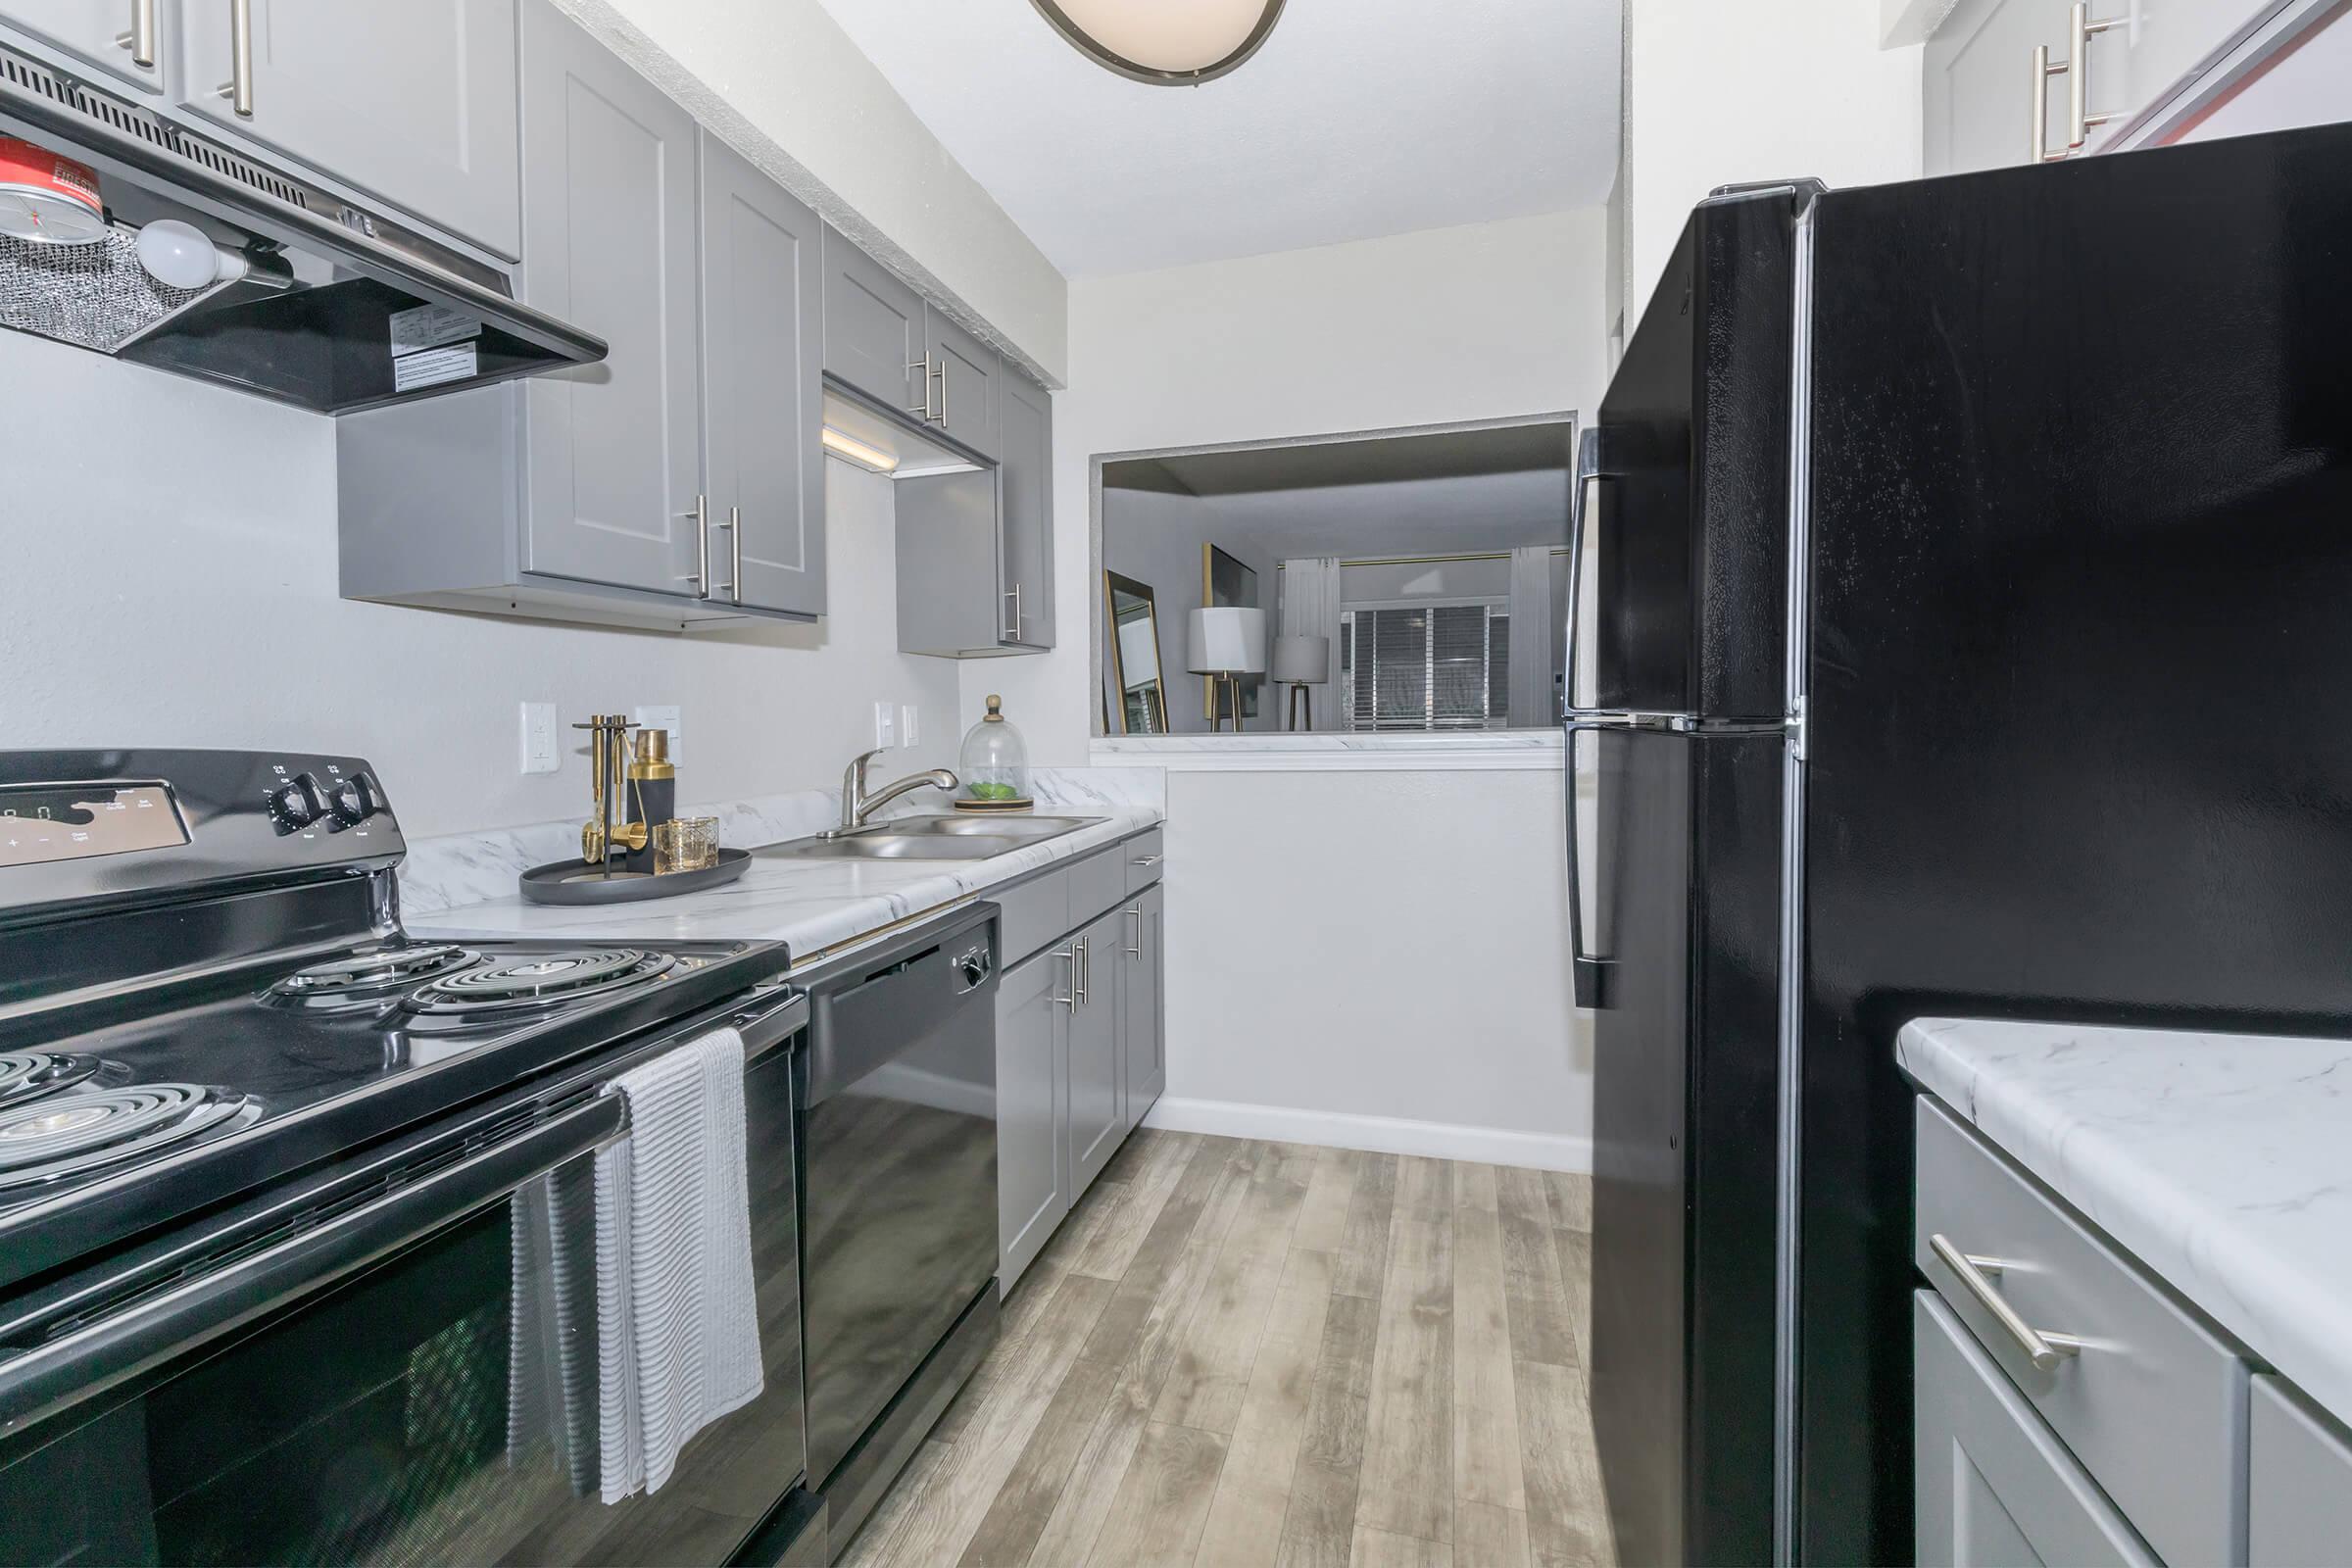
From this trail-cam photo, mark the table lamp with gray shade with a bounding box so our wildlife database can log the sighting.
[1272,634,1330,731]
[1186,607,1265,733]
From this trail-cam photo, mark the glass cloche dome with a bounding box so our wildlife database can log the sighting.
[956,694,1032,810]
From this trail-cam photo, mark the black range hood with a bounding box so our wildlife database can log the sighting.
[0,40,605,415]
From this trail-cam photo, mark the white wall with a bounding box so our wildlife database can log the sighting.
[570,0,1067,383]
[1151,765,1590,1169]
[0,330,960,839]
[970,208,1609,1166]
[973,207,1613,760]
[1623,0,1924,320]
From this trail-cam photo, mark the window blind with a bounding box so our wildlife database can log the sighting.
[1340,602,1510,730]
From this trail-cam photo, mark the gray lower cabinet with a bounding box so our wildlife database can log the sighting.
[1067,906,1125,1195]
[700,130,824,618]
[1915,1290,2158,1567]
[2250,1376,2352,1567]
[172,0,521,259]
[897,366,1054,658]
[821,223,925,418]
[0,0,171,92]
[1120,885,1164,1131]
[996,839,1164,1292]
[996,940,1072,1294]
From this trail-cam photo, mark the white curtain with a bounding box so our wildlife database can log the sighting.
[1506,546,1556,727]
[1280,556,1344,731]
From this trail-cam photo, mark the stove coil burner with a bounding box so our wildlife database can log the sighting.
[0,1051,104,1110]
[404,949,676,1016]
[269,943,479,1004]
[0,1083,254,1191]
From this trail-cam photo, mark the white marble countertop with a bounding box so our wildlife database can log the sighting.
[400,766,1163,970]
[1899,1016,2352,1424]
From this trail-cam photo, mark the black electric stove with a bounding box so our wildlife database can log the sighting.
[0,749,785,1294]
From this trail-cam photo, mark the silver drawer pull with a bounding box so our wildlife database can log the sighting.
[1131,854,1162,867]
[1929,1233,2082,1371]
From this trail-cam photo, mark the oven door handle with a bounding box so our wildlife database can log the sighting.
[0,1094,625,1438]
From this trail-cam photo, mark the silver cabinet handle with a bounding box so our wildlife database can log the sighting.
[2031,4,2123,163]
[678,493,709,594]
[1003,583,1022,643]
[1126,903,1143,957]
[117,0,157,67]
[1928,1233,2082,1372]
[933,357,949,427]
[221,0,254,117]
[1075,935,1089,1004]
[720,504,741,602]
[1053,946,1075,1005]
[1130,854,1162,867]
[906,353,934,421]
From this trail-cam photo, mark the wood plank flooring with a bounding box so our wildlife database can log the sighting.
[838,1132,1613,1568]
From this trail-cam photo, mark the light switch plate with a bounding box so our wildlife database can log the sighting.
[872,701,897,749]
[520,703,559,774]
[633,705,683,762]
[901,704,920,746]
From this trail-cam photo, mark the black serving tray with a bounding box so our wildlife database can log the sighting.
[517,846,752,906]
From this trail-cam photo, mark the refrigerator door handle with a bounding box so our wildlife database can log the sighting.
[1564,716,1617,1009]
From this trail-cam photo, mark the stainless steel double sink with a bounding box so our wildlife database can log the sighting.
[757,814,1102,861]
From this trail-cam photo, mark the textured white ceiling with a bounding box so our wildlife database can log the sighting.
[809,0,1623,277]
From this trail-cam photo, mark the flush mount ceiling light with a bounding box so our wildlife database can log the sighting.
[1027,0,1287,84]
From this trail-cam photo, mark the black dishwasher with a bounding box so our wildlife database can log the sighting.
[795,903,999,1550]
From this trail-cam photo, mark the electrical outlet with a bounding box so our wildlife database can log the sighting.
[633,705,683,761]
[520,703,559,774]
[872,701,897,749]
[901,704,920,746]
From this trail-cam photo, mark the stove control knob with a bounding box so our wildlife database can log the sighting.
[325,771,383,829]
[267,773,326,833]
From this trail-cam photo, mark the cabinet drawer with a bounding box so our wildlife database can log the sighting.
[1123,828,1164,893]
[2251,1376,2352,1567]
[1915,1097,2249,1567]
[1916,1291,2156,1567]
[992,871,1069,967]
[1066,848,1126,928]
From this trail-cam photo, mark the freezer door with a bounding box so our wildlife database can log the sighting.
[1587,724,1785,1568]
[1592,187,1807,722]
[1798,121,2352,1566]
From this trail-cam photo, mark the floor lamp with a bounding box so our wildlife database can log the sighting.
[1273,634,1329,731]
[1187,607,1265,733]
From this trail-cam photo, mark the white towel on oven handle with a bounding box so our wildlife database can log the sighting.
[594,1024,763,1502]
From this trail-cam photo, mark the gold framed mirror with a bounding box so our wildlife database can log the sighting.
[1104,569,1169,735]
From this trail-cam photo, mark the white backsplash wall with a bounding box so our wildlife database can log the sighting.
[0,329,961,839]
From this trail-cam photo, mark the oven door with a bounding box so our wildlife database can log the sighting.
[0,1000,809,1568]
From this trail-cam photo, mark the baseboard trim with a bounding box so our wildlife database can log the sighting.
[1141,1097,1592,1174]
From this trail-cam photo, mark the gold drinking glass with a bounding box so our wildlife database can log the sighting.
[653,815,719,874]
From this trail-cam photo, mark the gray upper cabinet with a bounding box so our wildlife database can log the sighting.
[2,0,172,93]
[1925,0,2082,174]
[1068,906,1125,1195]
[516,0,701,600]
[998,368,1054,649]
[1120,884,1164,1133]
[821,223,925,417]
[926,309,998,459]
[700,131,824,619]
[173,0,521,258]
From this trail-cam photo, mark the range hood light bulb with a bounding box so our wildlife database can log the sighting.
[134,219,247,290]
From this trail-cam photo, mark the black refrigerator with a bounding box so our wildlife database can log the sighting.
[1575,121,2352,1567]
